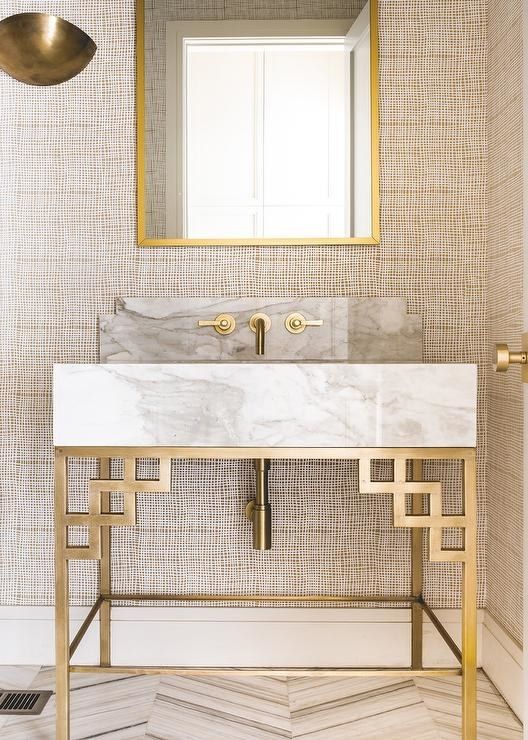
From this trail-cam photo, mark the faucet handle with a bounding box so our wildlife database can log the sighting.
[285,312,323,334]
[197,313,236,335]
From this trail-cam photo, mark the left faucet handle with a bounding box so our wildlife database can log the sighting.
[197,313,236,335]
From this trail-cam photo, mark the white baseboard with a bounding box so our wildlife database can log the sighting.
[1,606,523,722]
[0,606,483,669]
[482,611,524,720]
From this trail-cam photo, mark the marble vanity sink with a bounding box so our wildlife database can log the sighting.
[53,363,477,448]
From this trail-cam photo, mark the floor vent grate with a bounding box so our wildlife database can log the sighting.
[0,690,52,715]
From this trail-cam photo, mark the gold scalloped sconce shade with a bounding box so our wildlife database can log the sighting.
[0,13,96,86]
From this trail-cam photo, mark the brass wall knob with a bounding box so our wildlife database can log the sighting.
[493,343,528,372]
[197,313,236,335]
[285,312,323,334]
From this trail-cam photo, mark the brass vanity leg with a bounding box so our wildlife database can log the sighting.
[55,450,70,740]
[411,459,423,669]
[461,454,478,739]
[99,458,111,666]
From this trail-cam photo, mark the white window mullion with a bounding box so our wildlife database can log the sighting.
[254,49,265,237]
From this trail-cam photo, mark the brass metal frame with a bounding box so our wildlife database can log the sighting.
[135,0,380,247]
[55,445,477,739]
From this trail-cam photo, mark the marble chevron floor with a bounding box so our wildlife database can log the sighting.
[0,667,522,739]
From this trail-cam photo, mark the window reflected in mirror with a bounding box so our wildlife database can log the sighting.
[138,1,379,245]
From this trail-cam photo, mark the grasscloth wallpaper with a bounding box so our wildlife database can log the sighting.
[487,0,524,645]
[0,1,488,612]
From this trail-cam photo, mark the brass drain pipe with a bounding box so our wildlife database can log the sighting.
[245,459,271,550]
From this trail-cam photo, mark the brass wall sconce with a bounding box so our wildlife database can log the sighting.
[0,13,96,86]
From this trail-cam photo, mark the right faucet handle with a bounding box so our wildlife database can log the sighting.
[285,312,323,334]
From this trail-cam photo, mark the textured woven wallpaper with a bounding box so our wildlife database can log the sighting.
[487,0,524,645]
[0,0,487,611]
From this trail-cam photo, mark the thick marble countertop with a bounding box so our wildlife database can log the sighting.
[53,363,477,447]
[53,363,477,448]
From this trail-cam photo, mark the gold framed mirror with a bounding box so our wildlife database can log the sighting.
[136,0,379,247]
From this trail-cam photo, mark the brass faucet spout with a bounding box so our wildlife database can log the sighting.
[249,313,271,356]
[255,317,265,356]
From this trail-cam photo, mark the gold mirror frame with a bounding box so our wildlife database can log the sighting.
[136,0,379,247]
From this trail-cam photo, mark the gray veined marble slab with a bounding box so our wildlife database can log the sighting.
[99,297,422,363]
[53,363,477,447]
[347,298,422,362]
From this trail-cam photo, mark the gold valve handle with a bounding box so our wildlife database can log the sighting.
[493,343,528,372]
[197,313,235,335]
[285,312,324,334]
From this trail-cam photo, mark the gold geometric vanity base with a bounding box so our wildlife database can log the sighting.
[54,446,477,740]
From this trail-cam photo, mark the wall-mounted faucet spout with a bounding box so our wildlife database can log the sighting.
[245,459,271,550]
[249,313,271,356]
[255,317,265,355]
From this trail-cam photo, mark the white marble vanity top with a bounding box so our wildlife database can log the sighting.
[53,363,477,448]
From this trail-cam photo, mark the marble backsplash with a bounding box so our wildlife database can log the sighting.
[99,298,422,362]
